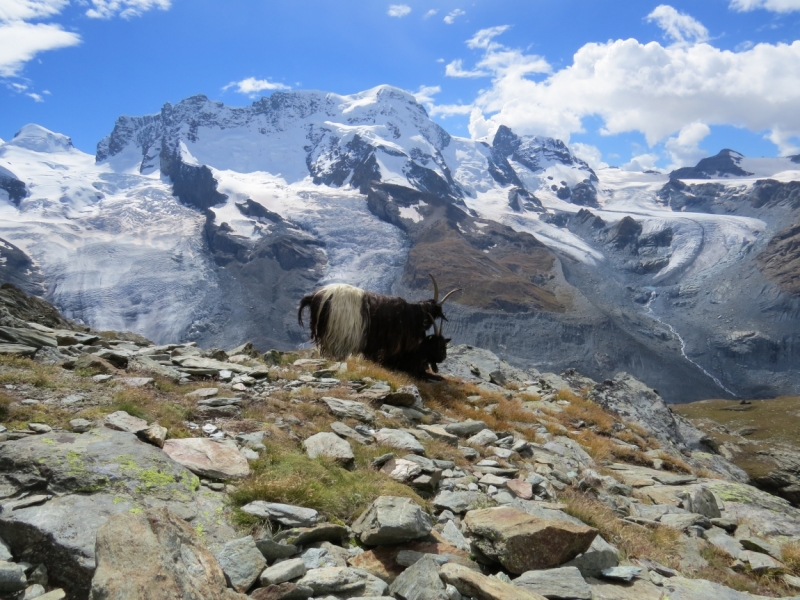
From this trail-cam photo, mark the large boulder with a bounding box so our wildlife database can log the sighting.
[215,536,267,593]
[240,502,319,528]
[373,429,425,454]
[90,507,243,600]
[463,507,597,574]
[512,567,591,600]
[295,567,388,597]
[388,554,447,600]
[351,496,432,546]
[0,430,236,598]
[162,438,250,479]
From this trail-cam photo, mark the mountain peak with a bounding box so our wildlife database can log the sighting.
[670,148,753,180]
[8,124,74,153]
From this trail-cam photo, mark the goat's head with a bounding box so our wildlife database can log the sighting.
[423,274,462,326]
[423,315,451,368]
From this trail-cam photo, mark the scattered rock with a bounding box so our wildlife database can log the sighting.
[600,566,642,582]
[69,418,92,433]
[373,429,425,454]
[466,430,498,446]
[322,397,375,423]
[440,563,547,600]
[351,496,432,545]
[103,411,148,434]
[260,557,307,586]
[432,491,484,514]
[255,538,298,562]
[27,423,51,434]
[382,386,421,408]
[216,535,268,593]
[162,438,250,479]
[185,387,219,398]
[240,502,319,528]
[0,561,27,594]
[512,567,591,600]
[137,423,167,448]
[417,425,458,446]
[303,432,354,464]
[295,567,388,597]
[444,421,487,437]
[463,507,597,574]
[388,554,447,600]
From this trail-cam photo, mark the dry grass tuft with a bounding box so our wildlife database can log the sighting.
[783,541,800,576]
[560,488,682,568]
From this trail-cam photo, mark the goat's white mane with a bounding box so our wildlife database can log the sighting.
[317,283,366,360]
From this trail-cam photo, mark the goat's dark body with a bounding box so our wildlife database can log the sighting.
[382,332,450,378]
[362,294,438,363]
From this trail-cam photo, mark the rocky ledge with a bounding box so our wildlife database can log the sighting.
[0,285,800,600]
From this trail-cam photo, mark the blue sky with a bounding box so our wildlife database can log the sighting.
[2,0,800,170]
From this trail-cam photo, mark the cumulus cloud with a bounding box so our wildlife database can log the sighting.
[467,25,509,49]
[730,0,800,12]
[85,0,171,19]
[445,59,488,78]
[223,77,291,97]
[570,143,609,169]
[387,4,411,18]
[423,9,437,18]
[411,83,472,118]
[665,122,711,168]
[0,21,80,77]
[623,153,662,172]
[0,0,68,22]
[449,11,800,155]
[444,8,465,24]
[646,5,709,44]
[412,84,441,106]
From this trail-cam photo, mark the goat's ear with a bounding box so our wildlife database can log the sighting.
[445,338,452,343]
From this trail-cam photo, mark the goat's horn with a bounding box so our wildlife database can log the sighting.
[439,288,463,306]
[429,274,440,303]
[436,318,443,336]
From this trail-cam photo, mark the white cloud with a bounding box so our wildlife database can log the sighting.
[26,91,43,101]
[223,77,291,97]
[730,0,800,12]
[412,84,440,106]
[623,153,662,172]
[85,0,171,19]
[410,84,473,118]
[570,142,609,169]
[445,59,488,78]
[387,4,411,18]
[0,0,68,22]
[452,16,800,155]
[444,8,465,24]
[665,122,710,168]
[646,5,709,44]
[424,9,437,18]
[0,21,80,77]
[467,25,509,49]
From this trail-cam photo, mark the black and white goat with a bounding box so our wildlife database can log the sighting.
[297,275,460,365]
[382,316,451,377]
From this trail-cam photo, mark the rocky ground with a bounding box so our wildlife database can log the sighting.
[1,282,800,600]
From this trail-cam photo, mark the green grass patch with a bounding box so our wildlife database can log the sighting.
[229,439,426,525]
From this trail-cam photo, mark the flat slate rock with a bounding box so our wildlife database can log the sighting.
[240,502,319,528]
[162,438,250,480]
[351,496,432,545]
[103,411,148,434]
[322,397,375,423]
[215,535,267,593]
[513,566,591,600]
[373,429,425,454]
[600,566,641,582]
[303,432,354,464]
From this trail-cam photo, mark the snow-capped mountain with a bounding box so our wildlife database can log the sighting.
[1,85,798,402]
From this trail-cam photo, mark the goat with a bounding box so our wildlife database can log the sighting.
[297,274,461,362]
[382,316,451,378]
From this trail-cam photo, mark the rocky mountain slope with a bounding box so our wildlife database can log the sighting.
[0,86,799,402]
[2,285,800,600]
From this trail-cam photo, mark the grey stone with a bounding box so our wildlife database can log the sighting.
[432,491,484,514]
[662,575,789,599]
[90,506,233,600]
[295,567,388,597]
[0,561,27,594]
[441,520,470,552]
[329,422,370,445]
[0,343,37,357]
[196,397,242,407]
[660,513,711,531]
[103,411,148,434]
[389,555,448,600]
[739,537,782,561]
[373,429,425,454]
[303,545,347,569]
[681,486,721,519]
[137,423,167,448]
[600,566,641,582]
[92,374,113,383]
[737,550,783,573]
[703,528,742,559]
[69,419,92,433]
[119,377,154,388]
[273,524,349,547]
[512,566,591,600]
[458,446,480,460]
[380,458,423,482]
[185,387,219,398]
[162,438,250,479]
[351,496,432,545]
[562,536,620,578]
[710,517,737,533]
[322,397,375,423]
[0,537,11,561]
[27,423,51,434]
[236,431,267,451]
[215,535,267,593]
[466,429,498,446]
[255,539,298,561]
[303,432,354,464]
[22,583,46,599]
[260,558,307,586]
[381,386,422,408]
[417,425,458,446]
[241,502,319,527]
[444,421,488,437]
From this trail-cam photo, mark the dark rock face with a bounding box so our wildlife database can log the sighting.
[670,149,753,179]
[0,167,28,206]
[607,216,642,250]
[0,238,44,296]
[0,282,74,330]
[758,221,800,296]
[160,148,227,211]
[235,199,282,223]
